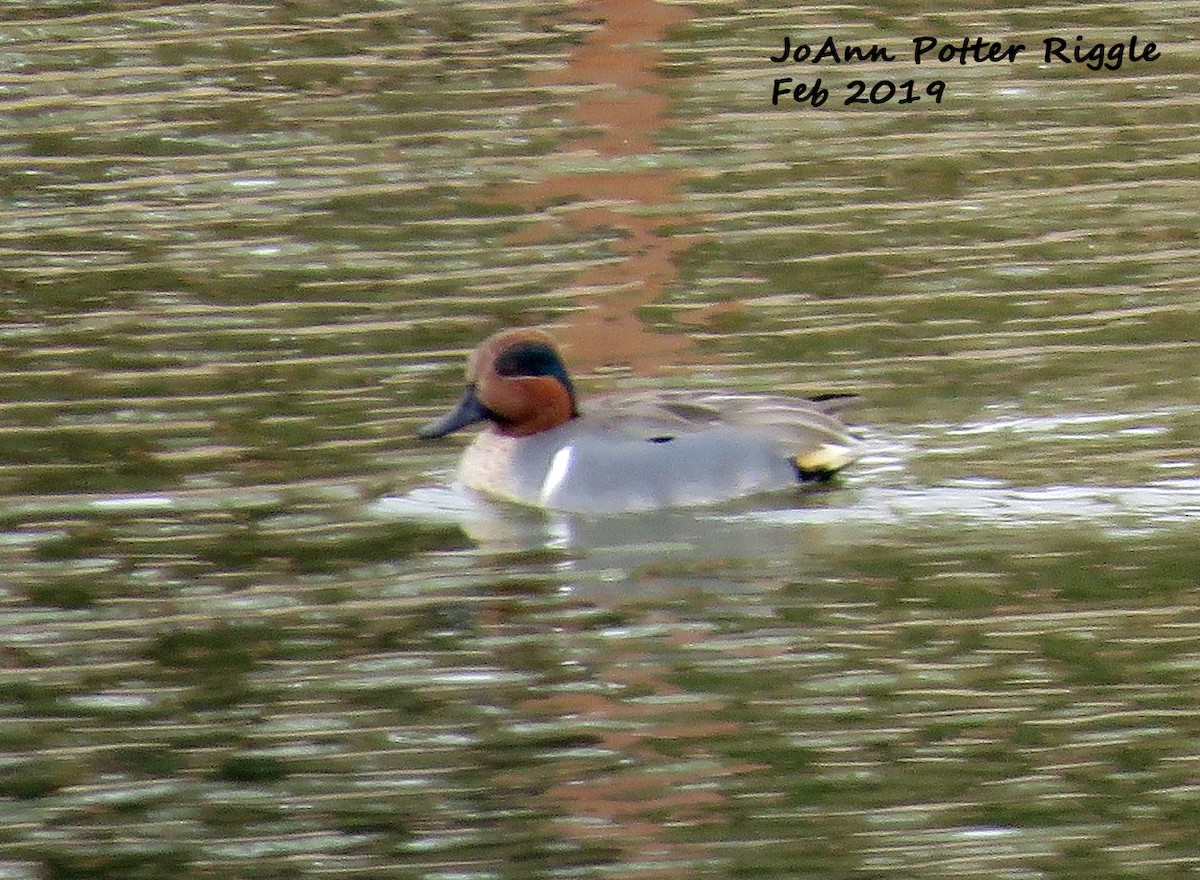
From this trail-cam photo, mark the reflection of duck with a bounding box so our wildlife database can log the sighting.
[418,328,860,514]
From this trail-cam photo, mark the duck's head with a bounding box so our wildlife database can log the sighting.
[418,328,579,440]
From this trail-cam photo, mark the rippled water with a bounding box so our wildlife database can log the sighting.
[2,2,1199,879]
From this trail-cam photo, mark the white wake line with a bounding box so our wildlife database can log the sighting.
[731,478,1200,530]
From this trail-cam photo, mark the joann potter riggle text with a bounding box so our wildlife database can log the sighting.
[770,35,1160,71]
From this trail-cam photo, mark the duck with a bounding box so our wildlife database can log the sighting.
[418,328,860,514]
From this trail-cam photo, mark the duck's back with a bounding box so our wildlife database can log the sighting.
[584,389,855,446]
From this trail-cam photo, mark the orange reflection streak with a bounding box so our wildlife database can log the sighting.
[503,636,765,878]
[530,0,690,156]
[497,0,711,375]
[485,3,771,855]
[478,608,796,877]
